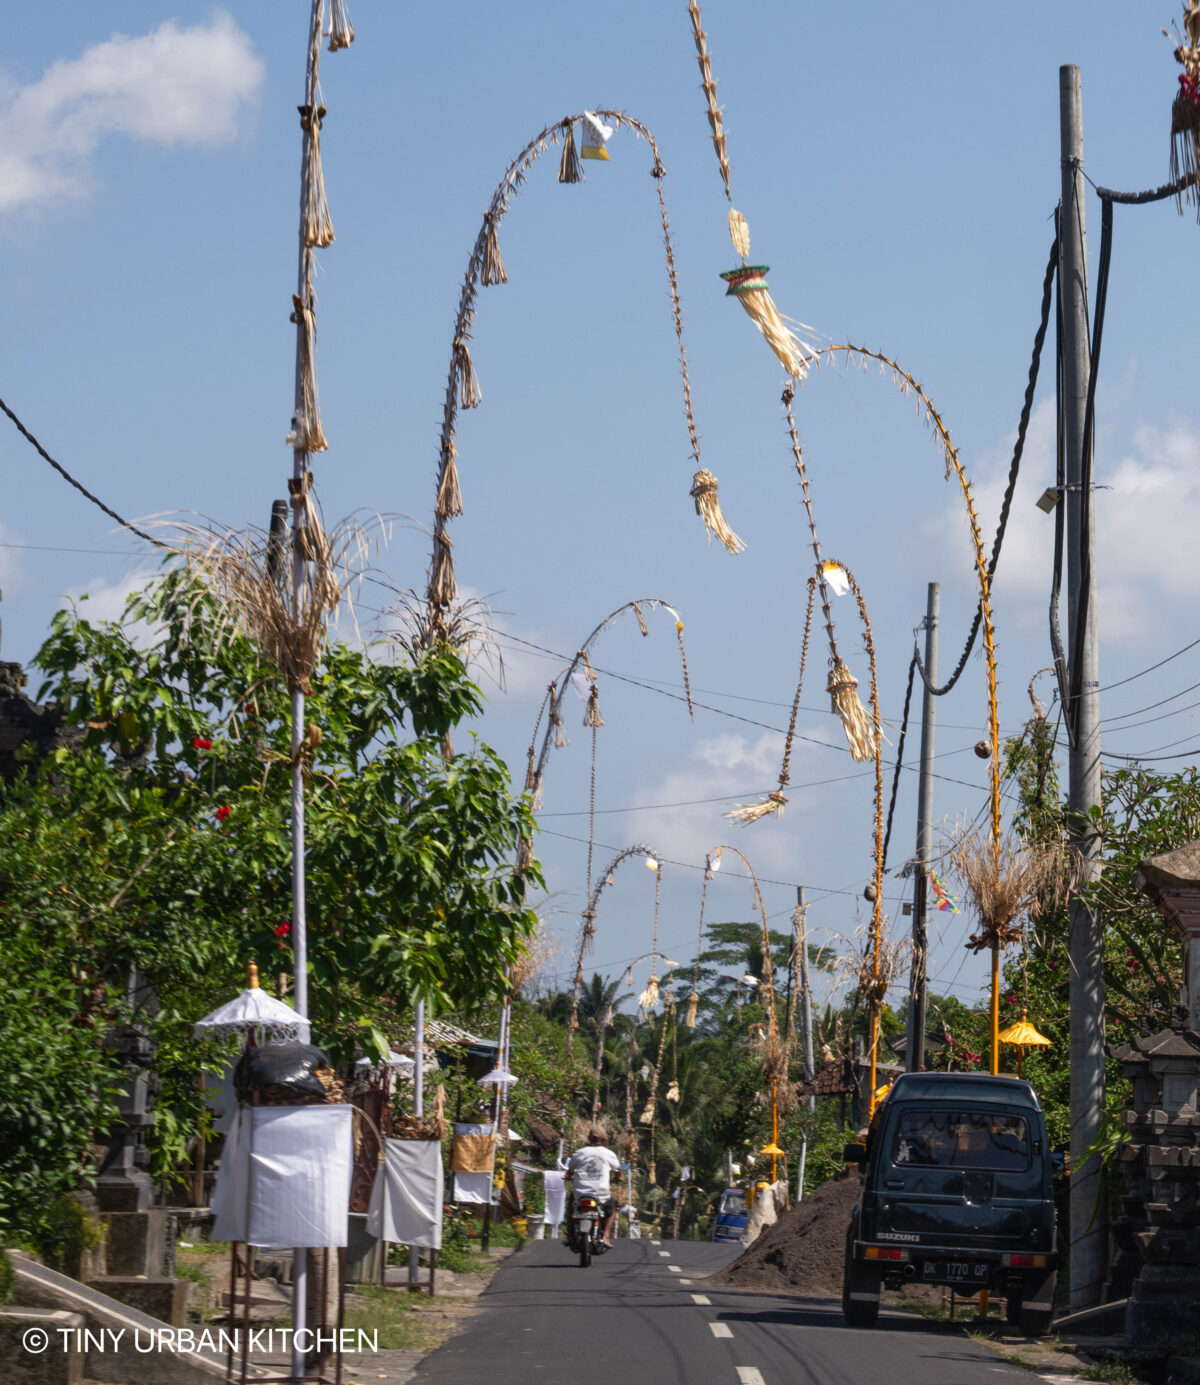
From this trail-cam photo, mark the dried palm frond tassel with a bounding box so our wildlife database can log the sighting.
[435,438,463,518]
[326,0,355,50]
[481,212,507,286]
[454,333,481,409]
[288,472,334,571]
[429,535,456,608]
[726,790,786,826]
[299,105,335,249]
[524,747,544,810]
[1171,4,1200,213]
[684,992,699,1028]
[666,1080,680,1103]
[639,1097,656,1125]
[720,255,812,380]
[557,119,580,184]
[638,975,660,1012]
[690,469,744,554]
[828,659,875,762]
[632,601,650,637]
[549,685,566,748]
[287,295,328,453]
[584,683,604,728]
[623,965,634,988]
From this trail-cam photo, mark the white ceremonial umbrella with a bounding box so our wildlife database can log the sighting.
[192,962,310,1044]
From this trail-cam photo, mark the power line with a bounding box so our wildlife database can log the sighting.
[0,396,167,550]
[495,631,990,794]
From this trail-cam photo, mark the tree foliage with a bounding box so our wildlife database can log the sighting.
[0,575,540,1229]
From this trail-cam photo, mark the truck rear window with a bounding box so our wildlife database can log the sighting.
[892,1110,1029,1171]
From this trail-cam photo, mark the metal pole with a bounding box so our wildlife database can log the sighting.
[796,888,815,1201]
[408,1000,424,1286]
[1060,62,1105,1312]
[906,583,939,1072]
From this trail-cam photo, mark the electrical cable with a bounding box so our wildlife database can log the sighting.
[914,236,1058,698]
[0,396,168,550]
[880,654,917,875]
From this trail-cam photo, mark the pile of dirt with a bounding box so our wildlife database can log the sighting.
[709,1172,859,1298]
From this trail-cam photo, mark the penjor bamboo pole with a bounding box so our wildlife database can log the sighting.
[289,4,323,1373]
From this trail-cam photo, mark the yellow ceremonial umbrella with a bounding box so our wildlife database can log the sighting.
[997,1010,1051,1078]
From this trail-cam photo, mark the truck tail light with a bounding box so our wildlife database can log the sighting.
[1002,1253,1046,1268]
[865,1246,908,1262]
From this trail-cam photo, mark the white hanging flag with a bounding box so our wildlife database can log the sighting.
[822,562,850,597]
[581,111,614,160]
[570,669,591,701]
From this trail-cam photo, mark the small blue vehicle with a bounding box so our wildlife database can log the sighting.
[711,1187,749,1242]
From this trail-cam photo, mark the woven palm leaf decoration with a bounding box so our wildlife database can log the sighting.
[1170,1,1200,212]
[687,1,816,380]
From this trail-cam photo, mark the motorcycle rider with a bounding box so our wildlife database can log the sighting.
[566,1124,621,1247]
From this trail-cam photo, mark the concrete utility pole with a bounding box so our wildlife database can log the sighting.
[1060,63,1105,1312]
[905,583,939,1073]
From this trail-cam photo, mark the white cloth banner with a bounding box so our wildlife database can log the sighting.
[366,1139,443,1249]
[210,1106,252,1242]
[247,1105,353,1248]
[452,1170,493,1204]
[543,1169,566,1228]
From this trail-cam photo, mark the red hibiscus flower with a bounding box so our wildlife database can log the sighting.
[193,737,213,750]
[274,922,291,937]
[215,805,232,821]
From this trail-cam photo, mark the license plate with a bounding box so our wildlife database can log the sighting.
[578,1217,593,1230]
[922,1260,988,1283]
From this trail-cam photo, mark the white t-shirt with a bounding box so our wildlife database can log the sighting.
[567,1145,621,1198]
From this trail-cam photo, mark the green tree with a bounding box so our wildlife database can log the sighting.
[0,574,541,1228]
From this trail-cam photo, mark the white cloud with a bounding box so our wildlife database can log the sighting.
[921,404,1200,650]
[0,12,264,214]
[64,566,160,638]
[622,729,829,880]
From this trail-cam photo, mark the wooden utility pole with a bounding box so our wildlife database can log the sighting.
[1060,63,1105,1312]
[905,582,938,1072]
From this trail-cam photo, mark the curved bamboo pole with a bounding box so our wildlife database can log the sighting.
[514,597,689,880]
[425,110,722,642]
[566,844,665,1060]
[704,844,783,1181]
[797,346,1004,1073]
[815,562,886,1113]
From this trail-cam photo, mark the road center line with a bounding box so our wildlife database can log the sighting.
[658,1250,670,1257]
[679,1278,694,1285]
[736,1369,765,1385]
[709,1322,734,1339]
[668,1265,682,1274]
[651,1240,661,1245]
[691,1293,711,1305]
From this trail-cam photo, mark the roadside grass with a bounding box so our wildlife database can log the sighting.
[342,1285,463,1352]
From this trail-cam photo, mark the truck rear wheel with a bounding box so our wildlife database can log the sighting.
[841,1227,880,1328]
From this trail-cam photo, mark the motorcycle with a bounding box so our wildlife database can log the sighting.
[566,1191,611,1268]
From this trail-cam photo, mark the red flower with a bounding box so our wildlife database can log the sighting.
[1047,961,1057,970]
[1005,994,1017,1005]
[215,805,232,821]
[193,737,213,751]
[274,922,291,937]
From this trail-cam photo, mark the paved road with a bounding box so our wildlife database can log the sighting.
[413,1237,1047,1385]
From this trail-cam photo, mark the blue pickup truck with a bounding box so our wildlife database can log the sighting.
[711,1187,749,1242]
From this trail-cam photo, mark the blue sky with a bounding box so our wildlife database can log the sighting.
[4,3,1199,1030]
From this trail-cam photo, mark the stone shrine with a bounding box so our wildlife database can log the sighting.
[1112,841,1200,1344]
